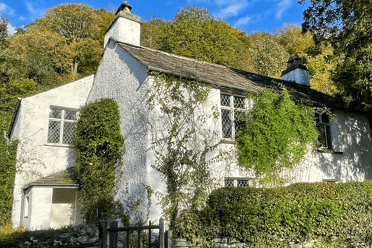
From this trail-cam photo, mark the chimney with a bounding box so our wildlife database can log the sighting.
[104,1,141,47]
[281,55,310,87]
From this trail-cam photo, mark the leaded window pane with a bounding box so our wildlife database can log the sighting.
[234,96,245,108]
[221,109,232,138]
[50,109,62,119]
[225,179,234,187]
[316,113,332,149]
[48,121,61,143]
[237,180,249,187]
[221,94,230,107]
[234,111,246,134]
[326,125,332,149]
[62,122,75,144]
[64,110,77,120]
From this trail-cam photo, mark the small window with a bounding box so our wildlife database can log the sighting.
[224,177,253,187]
[24,195,29,218]
[47,108,77,145]
[52,188,78,204]
[221,94,248,139]
[316,113,332,149]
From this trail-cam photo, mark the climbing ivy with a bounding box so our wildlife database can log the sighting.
[73,98,125,223]
[236,89,319,185]
[148,73,220,228]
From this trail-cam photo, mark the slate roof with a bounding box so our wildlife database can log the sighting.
[118,42,359,112]
[23,167,79,189]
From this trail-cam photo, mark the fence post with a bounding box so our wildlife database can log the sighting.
[109,220,119,248]
[148,221,152,248]
[100,220,108,248]
[159,218,164,248]
[165,230,172,248]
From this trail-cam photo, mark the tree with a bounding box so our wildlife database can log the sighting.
[248,33,289,77]
[6,4,114,85]
[275,24,314,57]
[142,6,251,68]
[301,0,372,109]
[275,24,338,95]
[0,17,7,43]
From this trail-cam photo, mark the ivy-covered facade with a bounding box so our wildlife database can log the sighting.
[7,2,372,230]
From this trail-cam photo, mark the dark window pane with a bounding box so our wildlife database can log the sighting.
[52,188,77,204]
[64,110,77,120]
[234,111,246,134]
[48,121,61,143]
[221,109,232,138]
[50,109,62,119]
[234,96,245,108]
[62,122,75,144]
[225,179,234,187]
[221,94,230,107]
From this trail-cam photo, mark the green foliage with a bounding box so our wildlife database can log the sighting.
[176,182,372,247]
[302,0,372,109]
[73,98,124,223]
[4,4,114,86]
[149,73,219,227]
[236,89,318,185]
[142,6,250,69]
[0,78,45,227]
[249,33,289,77]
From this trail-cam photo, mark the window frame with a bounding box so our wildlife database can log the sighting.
[316,113,332,150]
[224,177,254,187]
[46,106,78,146]
[220,93,250,139]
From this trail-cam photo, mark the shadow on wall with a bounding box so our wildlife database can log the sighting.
[318,113,372,181]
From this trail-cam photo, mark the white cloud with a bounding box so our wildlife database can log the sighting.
[7,23,16,35]
[25,1,45,21]
[235,15,252,27]
[216,0,248,19]
[275,0,292,19]
[0,3,16,17]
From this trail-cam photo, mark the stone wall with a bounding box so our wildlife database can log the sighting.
[4,224,100,248]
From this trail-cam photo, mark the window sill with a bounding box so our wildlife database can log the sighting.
[221,139,236,144]
[316,148,343,154]
[44,143,74,148]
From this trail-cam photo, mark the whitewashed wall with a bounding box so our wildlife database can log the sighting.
[88,40,372,223]
[11,76,93,229]
[87,40,164,223]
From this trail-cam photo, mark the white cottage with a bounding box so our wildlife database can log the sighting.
[7,2,372,230]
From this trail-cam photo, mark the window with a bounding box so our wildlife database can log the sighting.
[47,108,77,145]
[221,94,248,139]
[316,113,332,149]
[23,195,29,218]
[51,188,80,228]
[224,177,253,187]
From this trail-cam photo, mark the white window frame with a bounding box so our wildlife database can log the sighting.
[47,106,78,146]
[220,94,249,139]
[316,113,332,150]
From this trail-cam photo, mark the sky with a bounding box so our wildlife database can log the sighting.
[0,0,309,35]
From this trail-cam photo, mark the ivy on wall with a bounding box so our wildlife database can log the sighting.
[73,98,125,223]
[236,89,319,185]
[148,73,220,227]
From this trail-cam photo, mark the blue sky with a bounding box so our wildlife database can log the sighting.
[0,0,309,35]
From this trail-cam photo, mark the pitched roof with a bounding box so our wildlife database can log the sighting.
[118,42,356,111]
[23,167,79,189]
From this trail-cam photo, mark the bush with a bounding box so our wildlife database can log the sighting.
[175,181,372,247]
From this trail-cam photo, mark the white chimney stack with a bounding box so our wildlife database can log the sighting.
[281,55,310,87]
[104,1,141,47]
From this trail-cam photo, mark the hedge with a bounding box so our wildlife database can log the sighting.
[175,181,372,247]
